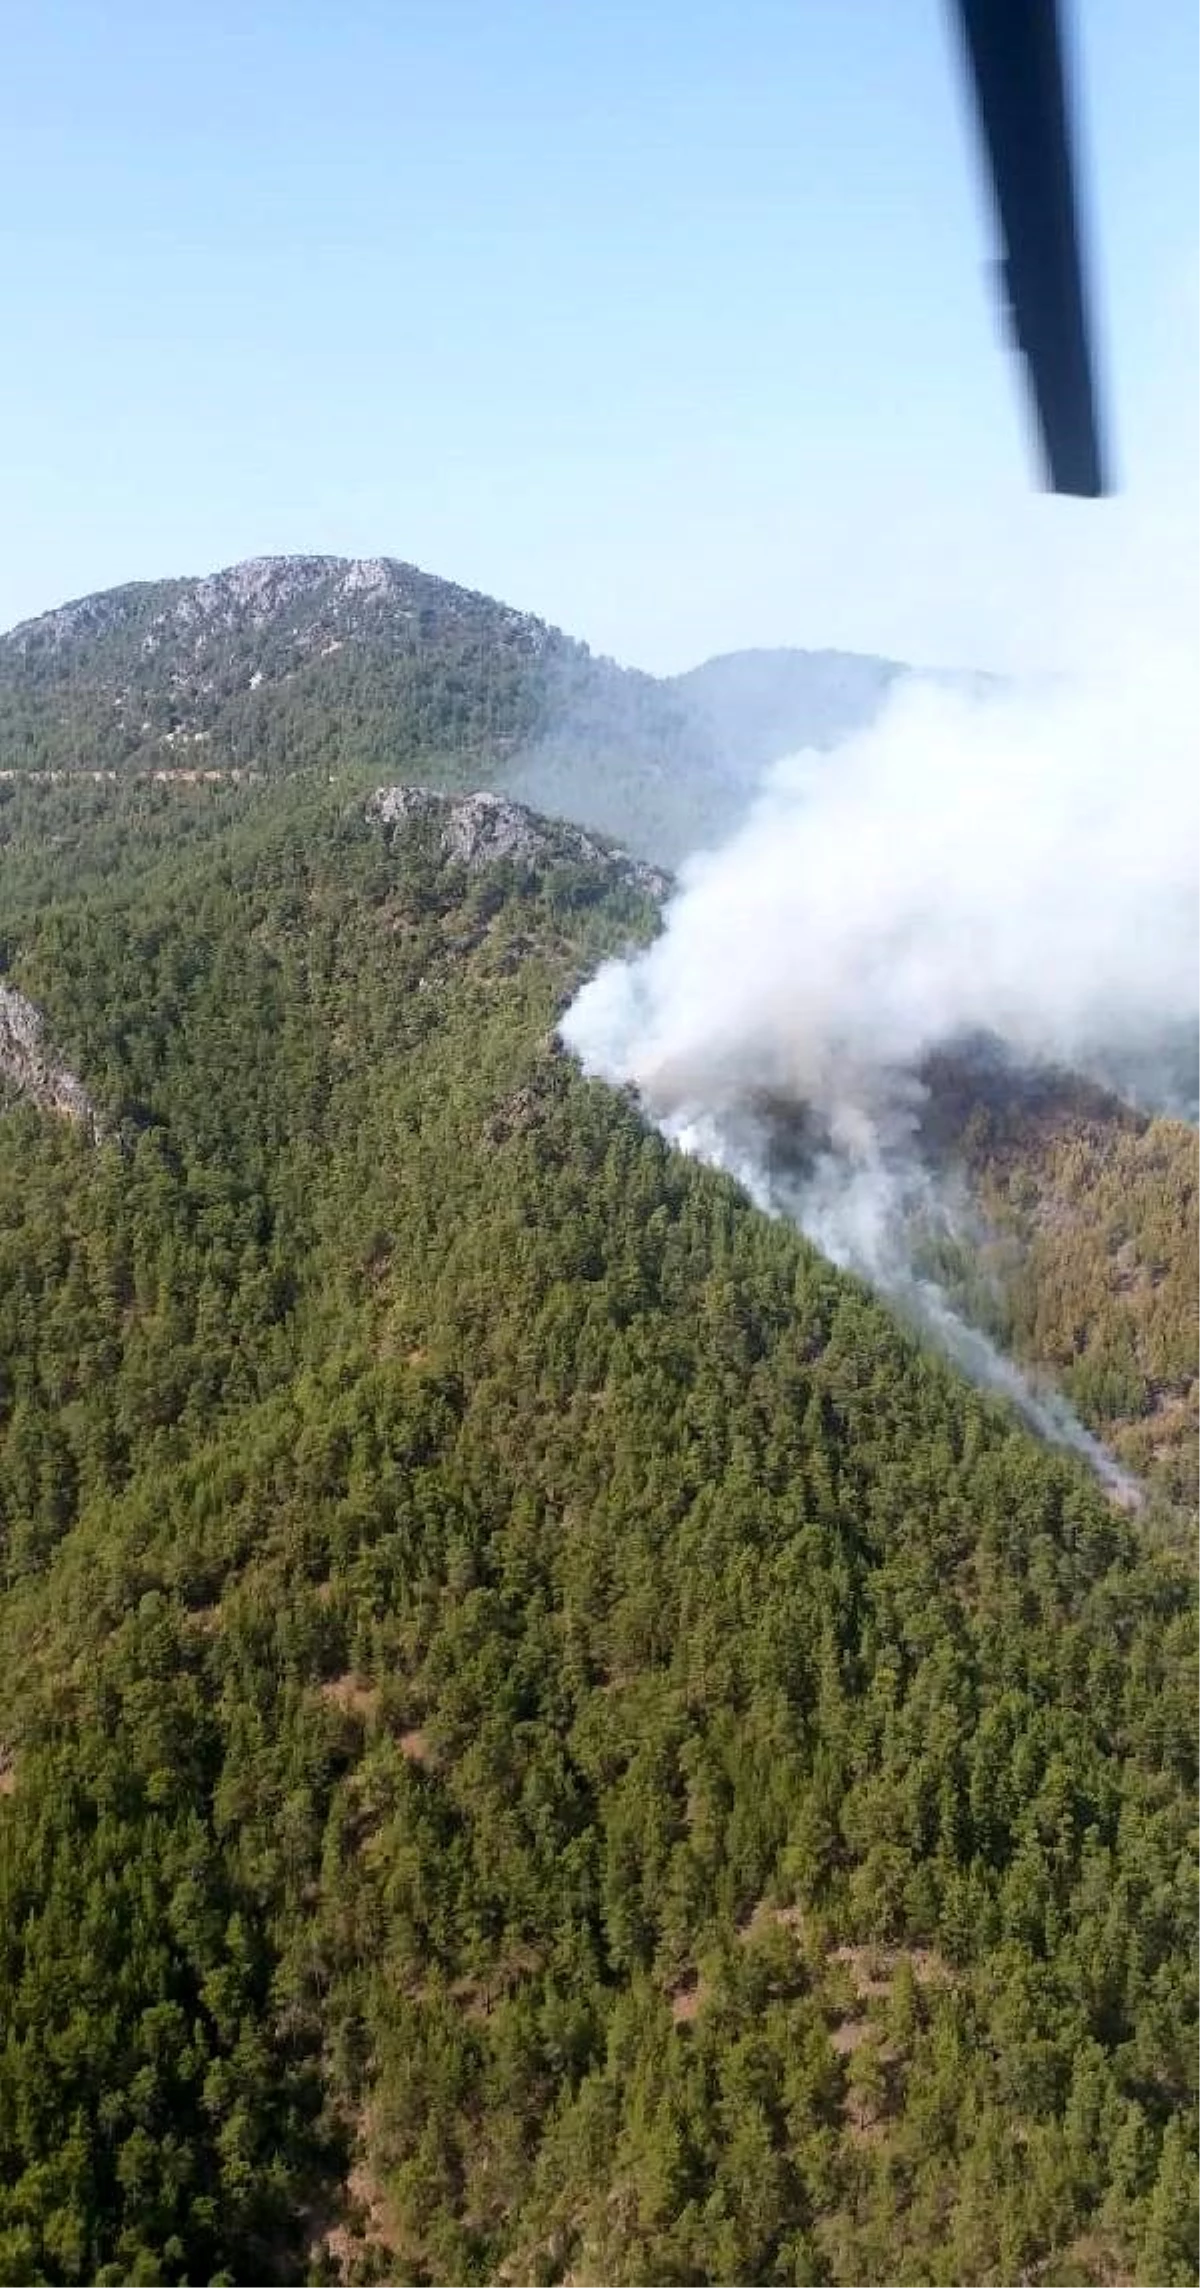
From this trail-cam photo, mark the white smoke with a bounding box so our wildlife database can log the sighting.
[562,628,1198,1498]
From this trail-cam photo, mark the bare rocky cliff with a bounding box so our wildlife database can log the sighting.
[0,984,98,1135]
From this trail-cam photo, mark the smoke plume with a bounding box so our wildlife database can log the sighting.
[562,632,1198,1495]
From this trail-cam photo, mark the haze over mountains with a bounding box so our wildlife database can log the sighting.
[0,553,915,864]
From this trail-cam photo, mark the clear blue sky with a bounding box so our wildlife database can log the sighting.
[2,0,1196,671]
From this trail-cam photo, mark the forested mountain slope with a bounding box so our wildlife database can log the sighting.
[0,559,905,864]
[918,1052,1199,1515]
[0,555,594,780]
[0,777,1193,2287]
[3,550,1194,1531]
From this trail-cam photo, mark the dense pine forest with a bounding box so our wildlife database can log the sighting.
[0,557,910,867]
[918,1052,1198,1516]
[0,769,1194,2286]
[0,559,703,834]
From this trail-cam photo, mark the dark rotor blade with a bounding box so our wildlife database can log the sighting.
[952,0,1108,495]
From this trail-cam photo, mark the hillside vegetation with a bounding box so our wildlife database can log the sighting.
[0,556,584,780]
[919,1052,1199,1515]
[0,777,1193,2287]
[0,557,911,865]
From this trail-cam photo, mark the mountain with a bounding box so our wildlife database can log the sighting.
[0,553,591,778]
[0,558,909,865]
[507,645,924,864]
[1,559,1191,1501]
[669,646,906,776]
[0,771,1194,2287]
[0,555,715,855]
[917,1046,1198,1512]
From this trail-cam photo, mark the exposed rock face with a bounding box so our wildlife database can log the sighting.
[367,786,670,898]
[8,555,559,671]
[0,984,98,1136]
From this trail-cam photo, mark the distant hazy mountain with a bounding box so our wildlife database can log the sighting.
[669,646,907,778]
[0,556,915,866]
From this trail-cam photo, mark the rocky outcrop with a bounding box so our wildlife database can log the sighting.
[7,555,561,670]
[0,984,99,1136]
[366,786,670,897]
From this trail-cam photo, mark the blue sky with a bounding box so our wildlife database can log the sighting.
[2,0,1196,670]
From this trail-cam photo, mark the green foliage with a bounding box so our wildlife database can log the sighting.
[0,782,1194,2285]
[921,1050,1199,1516]
[0,559,700,802]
